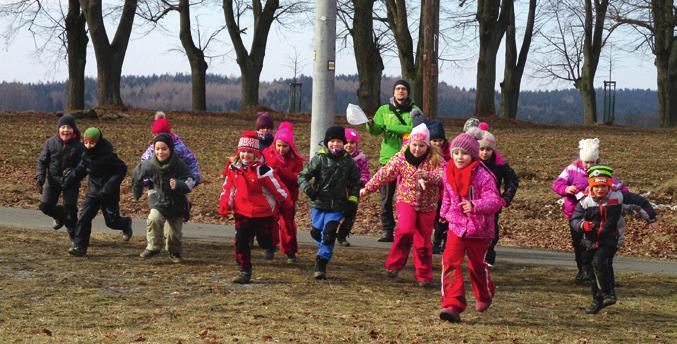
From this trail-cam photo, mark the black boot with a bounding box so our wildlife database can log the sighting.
[314,256,328,280]
[585,299,603,314]
[377,229,393,242]
[232,270,252,284]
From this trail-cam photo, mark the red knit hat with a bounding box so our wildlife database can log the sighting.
[237,130,261,156]
[151,117,172,135]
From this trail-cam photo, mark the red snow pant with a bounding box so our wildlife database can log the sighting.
[272,204,298,256]
[385,202,436,282]
[441,233,495,312]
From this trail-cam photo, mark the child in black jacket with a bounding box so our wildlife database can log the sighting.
[570,164,659,314]
[478,130,519,266]
[36,115,84,240]
[63,128,132,256]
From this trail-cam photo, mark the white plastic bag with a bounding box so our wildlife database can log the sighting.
[346,103,368,125]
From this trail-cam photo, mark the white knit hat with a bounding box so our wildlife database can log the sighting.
[409,123,430,145]
[479,131,497,150]
[579,138,600,162]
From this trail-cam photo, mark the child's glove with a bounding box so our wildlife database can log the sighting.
[35,180,44,194]
[306,187,318,201]
[581,221,598,233]
[218,203,229,216]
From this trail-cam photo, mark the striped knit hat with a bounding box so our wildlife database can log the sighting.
[237,130,261,156]
[588,164,613,187]
[449,128,483,160]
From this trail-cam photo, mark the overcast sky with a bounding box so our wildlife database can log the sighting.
[0,5,658,91]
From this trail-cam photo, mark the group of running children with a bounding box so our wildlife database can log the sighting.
[36,106,660,322]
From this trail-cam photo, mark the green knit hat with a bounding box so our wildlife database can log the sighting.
[83,127,102,143]
[588,164,613,187]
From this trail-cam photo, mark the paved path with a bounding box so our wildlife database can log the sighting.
[1,207,675,276]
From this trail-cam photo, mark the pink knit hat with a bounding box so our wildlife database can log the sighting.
[449,129,482,159]
[273,121,304,159]
[409,123,430,145]
[345,128,360,146]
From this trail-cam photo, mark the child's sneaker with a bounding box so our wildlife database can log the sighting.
[337,238,351,247]
[475,299,492,312]
[585,300,603,314]
[122,220,133,241]
[286,254,298,264]
[68,247,87,257]
[139,249,161,259]
[168,252,184,263]
[264,248,275,260]
[52,219,64,230]
[418,281,433,289]
[439,307,461,323]
[386,269,399,278]
[232,271,251,284]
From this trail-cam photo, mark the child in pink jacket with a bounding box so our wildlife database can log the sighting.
[439,131,502,323]
[337,128,370,246]
[360,124,444,287]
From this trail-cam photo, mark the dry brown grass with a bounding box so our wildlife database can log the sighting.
[0,110,675,259]
[0,227,674,343]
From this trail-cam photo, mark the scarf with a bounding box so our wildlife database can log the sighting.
[151,153,177,175]
[389,96,414,113]
[404,148,426,167]
[446,160,480,198]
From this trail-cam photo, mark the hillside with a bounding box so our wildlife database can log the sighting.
[0,74,661,127]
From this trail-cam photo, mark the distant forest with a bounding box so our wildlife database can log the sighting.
[0,74,660,127]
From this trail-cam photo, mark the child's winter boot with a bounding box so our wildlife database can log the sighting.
[314,256,328,280]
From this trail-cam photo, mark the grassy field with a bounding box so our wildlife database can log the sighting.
[0,227,675,343]
[0,110,675,259]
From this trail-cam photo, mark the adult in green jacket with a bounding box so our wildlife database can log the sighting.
[366,79,417,242]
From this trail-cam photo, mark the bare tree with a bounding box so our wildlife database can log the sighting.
[337,0,385,115]
[138,0,226,112]
[1,0,88,110]
[383,0,424,103]
[499,0,537,119]
[609,0,676,127]
[222,0,311,110]
[473,0,512,116]
[534,0,611,125]
[80,0,138,109]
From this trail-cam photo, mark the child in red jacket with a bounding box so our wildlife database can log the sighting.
[263,122,305,263]
[219,131,293,284]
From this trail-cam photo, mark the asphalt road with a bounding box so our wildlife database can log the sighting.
[1,207,674,276]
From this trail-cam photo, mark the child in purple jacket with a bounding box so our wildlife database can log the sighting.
[552,138,628,284]
[337,128,370,246]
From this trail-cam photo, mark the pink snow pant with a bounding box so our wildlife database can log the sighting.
[441,233,495,312]
[385,202,436,282]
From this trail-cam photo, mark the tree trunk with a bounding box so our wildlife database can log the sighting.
[475,0,511,116]
[576,74,597,125]
[652,0,676,127]
[574,0,608,125]
[223,0,278,110]
[500,0,535,119]
[80,0,137,109]
[385,0,423,103]
[65,0,87,111]
[240,61,262,110]
[352,0,383,116]
[179,0,208,112]
[668,42,677,127]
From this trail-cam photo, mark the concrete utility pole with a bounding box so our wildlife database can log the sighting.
[310,0,337,157]
[422,0,439,119]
